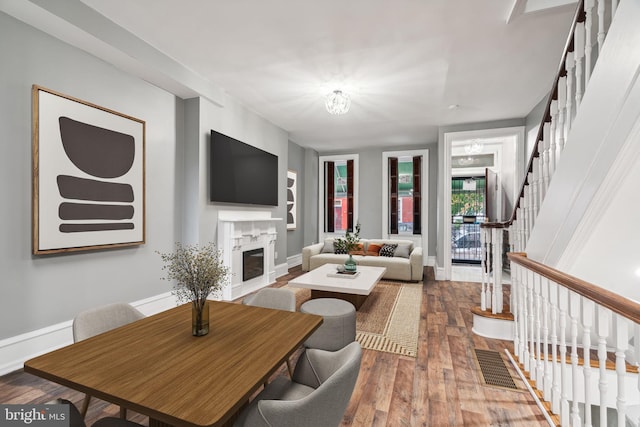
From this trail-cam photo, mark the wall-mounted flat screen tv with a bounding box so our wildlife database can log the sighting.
[210,130,278,206]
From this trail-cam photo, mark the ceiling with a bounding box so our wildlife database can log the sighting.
[7,0,577,151]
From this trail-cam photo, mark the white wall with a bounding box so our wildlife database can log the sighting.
[561,123,640,303]
[0,11,180,339]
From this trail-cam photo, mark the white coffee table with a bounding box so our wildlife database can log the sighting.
[288,264,386,309]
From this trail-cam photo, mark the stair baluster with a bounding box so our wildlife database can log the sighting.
[542,277,552,401]
[558,286,570,426]
[480,227,489,311]
[582,299,594,426]
[569,292,582,426]
[549,99,558,179]
[557,75,567,166]
[597,306,610,427]
[597,0,606,53]
[565,52,575,141]
[584,0,595,83]
[615,316,629,427]
[550,280,561,415]
[574,21,586,109]
[534,275,544,391]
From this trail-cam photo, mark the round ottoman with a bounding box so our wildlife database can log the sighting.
[300,298,356,351]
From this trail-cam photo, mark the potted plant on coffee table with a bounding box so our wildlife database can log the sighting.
[334,222,361,273]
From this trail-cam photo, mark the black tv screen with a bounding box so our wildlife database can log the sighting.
[210,130,278,206]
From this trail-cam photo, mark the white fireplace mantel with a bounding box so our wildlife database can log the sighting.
[217,211,282,300]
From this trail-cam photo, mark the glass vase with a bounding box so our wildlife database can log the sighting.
[344,254,357,272]
[192,300,210,336]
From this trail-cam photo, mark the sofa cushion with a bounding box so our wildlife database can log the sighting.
[394,242,412,258]
[321,239,335,253]
[379,243,398,257]
[366,243,382,256]
[358,256,412,281]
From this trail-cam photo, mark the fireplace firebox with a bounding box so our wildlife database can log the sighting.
[243,248,264,282]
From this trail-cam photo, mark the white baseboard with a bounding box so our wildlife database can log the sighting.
[275,262,289,278]
[287,253,302,269]
[426,256,436,267]
[0,321,73,377]
[0,292,176,377]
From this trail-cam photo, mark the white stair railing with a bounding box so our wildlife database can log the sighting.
[508,253,640,427]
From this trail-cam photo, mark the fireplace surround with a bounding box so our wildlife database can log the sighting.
[217,211,281,300]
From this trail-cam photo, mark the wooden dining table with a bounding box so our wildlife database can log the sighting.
[24,301,323,427]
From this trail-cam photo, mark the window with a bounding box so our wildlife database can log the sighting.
[319,155,358,235]
[388,155,422,235]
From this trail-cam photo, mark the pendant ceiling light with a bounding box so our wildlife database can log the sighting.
[464,140,483,155]
[325,90,351,115]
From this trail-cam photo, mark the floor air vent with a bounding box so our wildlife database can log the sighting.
[473,349,519,390]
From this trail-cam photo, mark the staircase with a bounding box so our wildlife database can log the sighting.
[473,0,640,425]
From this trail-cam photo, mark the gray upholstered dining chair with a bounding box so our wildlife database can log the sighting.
[243,287,296,311]
[233,341,362,427]
[243,288,297,376]
[72,303,145,419]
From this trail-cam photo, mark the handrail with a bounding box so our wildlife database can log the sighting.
[508,252,640,324]
[483,0,585,229]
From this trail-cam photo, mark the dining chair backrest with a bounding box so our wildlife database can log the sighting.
[72,303,144,342]
[239,341,362,427]
[242,288,296,312]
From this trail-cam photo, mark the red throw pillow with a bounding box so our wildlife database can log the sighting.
[366,243,382,256]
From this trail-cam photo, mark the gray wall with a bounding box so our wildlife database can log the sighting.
[0,11,291,341]
[187,96,289,263]
[314,143,438,258]
[0,12,181,339]
[287,141,305,257]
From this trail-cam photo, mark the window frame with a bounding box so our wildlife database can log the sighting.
[318,154,359,240]
[381,149,428,264]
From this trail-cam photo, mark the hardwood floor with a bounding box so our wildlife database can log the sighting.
[0,267,547,426]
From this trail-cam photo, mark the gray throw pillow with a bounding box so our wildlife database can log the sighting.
[394,243,412,258]
[321,240,334,253]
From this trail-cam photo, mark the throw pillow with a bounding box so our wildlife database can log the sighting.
[379,243,398,257]
[321,240,335,253]
[394,243,412,259]
[333,241,348,254]
[366,243,382,256]
[349,242,365,255]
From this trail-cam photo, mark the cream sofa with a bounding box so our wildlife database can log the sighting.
[301,238,423,282]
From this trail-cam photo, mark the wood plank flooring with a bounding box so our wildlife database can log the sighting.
[0,267,547,426]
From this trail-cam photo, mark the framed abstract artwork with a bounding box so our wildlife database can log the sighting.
[287,169,297,230]
[32,85,146,254]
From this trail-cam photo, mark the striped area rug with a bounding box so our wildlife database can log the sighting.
[284,280,423,357]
